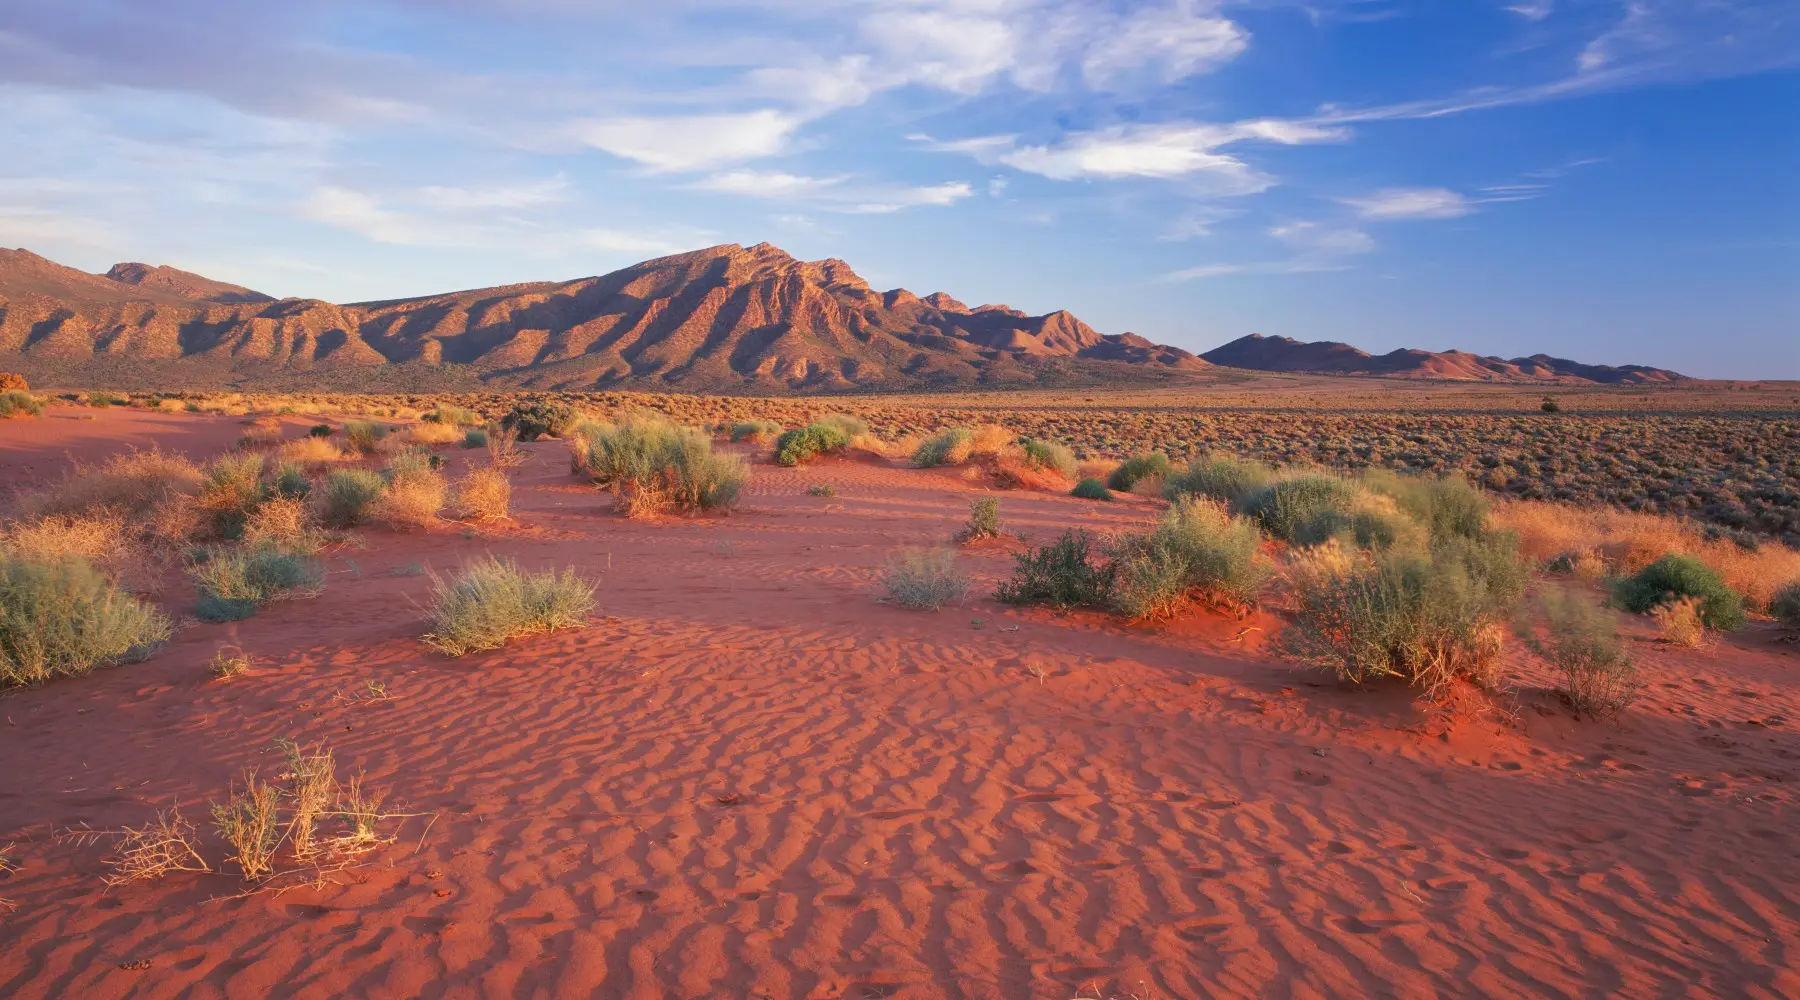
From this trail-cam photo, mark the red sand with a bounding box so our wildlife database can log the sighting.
[1,408,1797,998]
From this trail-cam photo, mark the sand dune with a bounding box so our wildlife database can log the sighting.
[1,409,1796,998]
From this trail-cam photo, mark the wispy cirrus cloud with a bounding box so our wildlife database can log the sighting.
[688,169,974,213]
[1166,220,1375,280]
[1340,187,1475,220]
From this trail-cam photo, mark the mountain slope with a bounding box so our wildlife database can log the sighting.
[0,243,1208,392]
[1202,333,1687,384]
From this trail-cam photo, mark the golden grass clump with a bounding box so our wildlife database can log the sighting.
[403,420,464,447]
[1,513,131,574]
[372,454,446,528]
[454,466,511,521]
[242,496,322,552]
[277,739,336,860]
[211,769,283,880]
[276,435,345,468]
[879,548,970,610]
[422,557,596,655]
[1653,596,1708,647]
[25,448,203,521]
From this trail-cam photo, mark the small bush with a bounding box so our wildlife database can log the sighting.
[1541,396,1561,413]
[1108,452,1174,492]
[277,436,344,468]
[0,556,171,688]
[1071,478,1112,501]
[195,452,269,540]
[1109,498,1270,620]
[1616,554,1746,631]
[956,497,1003,542]
[427,405,481,427]
[729,419,782,443]
[996,530,1115,610]
[807,483,836,497]
[29,448,202,521]
[271,461,312,500]
[455,466,512,520]
[209,648,251,680]
[462,428,489,449]
[1018,438,1078,479]
[774,422,853,467]
[1522,588,1639,719]
[343,420,387,454]
[1240,475,1357,543]
[322,469,386,527]
[308,424,334,438]
[0,390,43,418]
[1366,471,1489,543]
[374,454,446,527]
[190,545,325,621]
[1,513,131,576]
[242,496,322,553]
[422,557,596,656]
[1165,454,1273,506]
[1278,534,1525,698]
[405,420,464,446]
[1772,581,1800,628]
[500,402,579,442]
[880,549,970,610]
[913,428,974,468]
[212,769,282,880]
[570,416,747,515]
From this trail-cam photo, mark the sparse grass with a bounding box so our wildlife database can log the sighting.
[426,405,481,427]
[486,426,525,468]
[343,420,387,455]
[195,452,268,540]
[1107,452,1174,492]
[0,390,43,418]
[807,483,836,497]
[956,497,1003,543]
[729,419,782,443]
[1653,596,1708,647]
[212,769,283,880]
[454,466,512,520]
[0,555,171,689]
[322,468,386,527]
[1071,478,1112,501]
[1164,454,1273,506]
[104,810,210,887]
[1,513,133,580]
[276,739,336,860]
[569,415,747,515]
[1521,587,1639,719]
[1109,498,1270,621]
[25,448,202,522]
[209,647,251,680]
[912,427,974,468]
[336,771,386,849]
[1278,534,1526,698]
[277,435,344,468]
[1616,554,1746,631]
[404,420,464,446]
[880,548,969,610]
[996,529,1116,610]
[1018,438,1078,479]
[373,453,446,528]
[189,545,325,622]
[462,428,489,449]
[422,557,596,656]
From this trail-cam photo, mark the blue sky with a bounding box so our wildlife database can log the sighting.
[0,1,1795,377]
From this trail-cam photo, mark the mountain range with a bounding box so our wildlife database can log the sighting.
[1201,333,1686,384]
[0,244,1685,391]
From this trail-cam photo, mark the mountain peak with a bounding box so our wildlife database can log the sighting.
[1202,333,1685,384]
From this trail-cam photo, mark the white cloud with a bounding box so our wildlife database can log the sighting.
[1080,2,1247,87]
[1341,187,1475,220]
[1506,2,1555,20]
[568,110,800,172]
[299,184,691,255]
[938,119,1347,190]
[414,176,570,210]
[689,169,972,213]
[1166,220,1375,280]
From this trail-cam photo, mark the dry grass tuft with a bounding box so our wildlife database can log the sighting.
[422,557,597,655]
[879,548,970,610]
[1,513,134,580]
[104,810,211,886]
[373,456,446,528]
[242,496,322,552]
[277,739,337,860]
[1653,596,1708,647]
[211,770,283,880]
[209,647,251,680]
[23,448,202,522]
[404,421,464,446]
[454,466,511,521]
[276,436,345,468]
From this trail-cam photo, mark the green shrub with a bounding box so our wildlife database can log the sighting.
[1164,454,1273,506]
[343,420,387,454]
[1109,498,1270,620]
[814,414,869,438]
[271,461,312,500]
[879,549,969,610]
[1279,533,1526,697]
[1240,475,1358,543]
[427,405,481,427]
[0,556,170,688]
[1615,554,1746,631]
[1071,478,1112,501]
[0,391,43,419]
[308,424,333,438]
[190,545,325,621]
[422,557,595,655]
[462,428,489,449]
[1521,587,1639,720]
[570,416,747,514]
[500,402,579,441]
[996,530,1116,610]
[1108,452,1174,492]
[323,469,386,526]
[956,497,1003,542]
[1772,581,1800,628]
[1366,470,1489,542]
[912,428,974,468]
[1018,438,1078,479]
[196,453,270,540]
[773,422,853,467]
